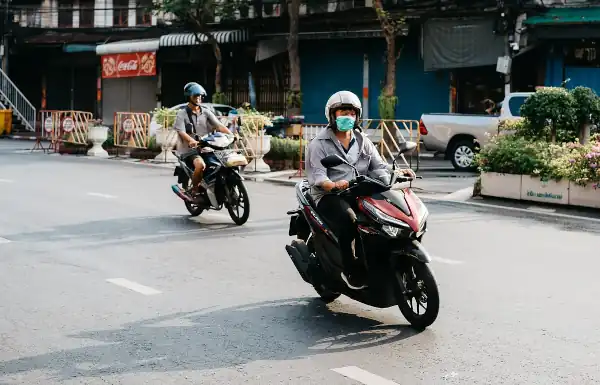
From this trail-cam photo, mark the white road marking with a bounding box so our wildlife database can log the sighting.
[87,192,117,199]
[431,256,465,265]
[331,366,400,385]
[106,278,161,295]
[0,237,11,244]
[0,178,14,183]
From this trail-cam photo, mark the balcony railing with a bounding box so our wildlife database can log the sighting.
[12,5,153,28]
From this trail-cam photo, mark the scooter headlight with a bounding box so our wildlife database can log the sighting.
[362,200,409,230]
[382,224,400,237]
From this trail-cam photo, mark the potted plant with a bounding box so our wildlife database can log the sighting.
[239,110,273,173]
[151,107,179,163]
[566,141,600,208]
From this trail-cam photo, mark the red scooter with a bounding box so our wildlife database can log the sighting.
[285,141,439,329]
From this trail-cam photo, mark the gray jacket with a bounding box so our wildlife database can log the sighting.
[306,127,390,204]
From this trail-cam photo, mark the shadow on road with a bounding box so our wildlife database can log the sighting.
[0,298,422,380]
[8,215,289,248]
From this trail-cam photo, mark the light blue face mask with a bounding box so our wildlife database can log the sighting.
[335,116,355,132]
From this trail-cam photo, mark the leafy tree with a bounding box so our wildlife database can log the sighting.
[373,0,405,154]
[154,0,232,104]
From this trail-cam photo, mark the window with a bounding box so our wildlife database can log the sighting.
[79,0,94,26]
[508,96,528,117]
[58,0,74,27]
[136,0,152,25]
[113,0,129,26]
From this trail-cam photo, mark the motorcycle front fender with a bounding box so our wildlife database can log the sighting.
[394,240,431,263]
[227,169,245,182]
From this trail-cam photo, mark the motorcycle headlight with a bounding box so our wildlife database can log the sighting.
[362,199,409,229]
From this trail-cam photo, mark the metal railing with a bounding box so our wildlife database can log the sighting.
[0,68,36,132]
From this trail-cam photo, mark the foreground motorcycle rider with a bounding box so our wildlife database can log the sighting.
[173,82,232,199]
[306,90,415,290]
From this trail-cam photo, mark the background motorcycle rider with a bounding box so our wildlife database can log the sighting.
[173,82,232,198]
[306,90,416,290]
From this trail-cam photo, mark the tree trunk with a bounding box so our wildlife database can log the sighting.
[211,39,223,94]
[191,25,225,103]
[373,0,400,160]
[287,0,302,116]
[579,122,591,144]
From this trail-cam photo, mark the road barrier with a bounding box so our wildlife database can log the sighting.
[32,110,60,152]
[113,112,150,149]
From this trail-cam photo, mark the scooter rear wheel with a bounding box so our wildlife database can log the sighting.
[395,260,439,330]
[313,283,341,304]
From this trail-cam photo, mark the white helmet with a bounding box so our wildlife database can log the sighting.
[324,90,362,124]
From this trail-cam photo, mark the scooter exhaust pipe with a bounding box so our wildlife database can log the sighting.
[171,184,192,203]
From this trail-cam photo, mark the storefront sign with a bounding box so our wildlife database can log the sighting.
[101,52,156,79]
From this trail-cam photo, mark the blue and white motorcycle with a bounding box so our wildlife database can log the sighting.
[171,132,250,225]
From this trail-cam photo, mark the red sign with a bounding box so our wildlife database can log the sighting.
[101,52,156,79]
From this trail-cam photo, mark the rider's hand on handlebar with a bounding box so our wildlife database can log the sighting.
[397,168,416,178]
[334,180,350,190]
[188,140,199,148]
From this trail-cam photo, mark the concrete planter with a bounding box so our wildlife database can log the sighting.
[155,127,178,163]
[244,134,272,173]
[87,125,109,158]
[521,176,569,205]
[568,183,600,209]
[481,172,522,200]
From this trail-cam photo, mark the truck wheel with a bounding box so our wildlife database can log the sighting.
[450,139,478,171]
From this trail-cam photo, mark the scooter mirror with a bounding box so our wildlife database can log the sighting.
[320,154,346,168]
[398,141,417,155]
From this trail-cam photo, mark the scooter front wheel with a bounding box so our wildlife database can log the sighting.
[395,260,440,330]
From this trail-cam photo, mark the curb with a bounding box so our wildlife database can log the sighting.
[1,135,39,141]
[424,198,600,224]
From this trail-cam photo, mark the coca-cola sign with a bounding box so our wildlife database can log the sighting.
[101,52,156,79]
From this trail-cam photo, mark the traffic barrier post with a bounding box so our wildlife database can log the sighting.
[112,112,150,158]
[54,111,93,150]
[32,110,61,153]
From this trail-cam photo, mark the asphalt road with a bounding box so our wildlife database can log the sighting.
[1,141,600,384]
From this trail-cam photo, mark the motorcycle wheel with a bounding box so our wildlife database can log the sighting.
[181,180,204,217]
[298,238,340,303]
[395,260,440,330]
[185,201,204,217]
[226,178,250,225]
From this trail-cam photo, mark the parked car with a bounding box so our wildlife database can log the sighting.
[419,92,533,171]
[149,103,235,137]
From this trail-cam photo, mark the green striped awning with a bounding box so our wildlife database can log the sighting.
[525,7,600,26]
[159,30,249,47]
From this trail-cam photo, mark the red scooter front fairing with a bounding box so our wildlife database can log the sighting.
[358,187,428,236]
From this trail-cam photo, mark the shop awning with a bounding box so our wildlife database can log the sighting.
[159,30,249,47]
[256,27,408,40]
[96,38,160,56]
[64,44,97,53]
[525,7,600,26]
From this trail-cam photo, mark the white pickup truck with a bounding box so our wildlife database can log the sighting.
[419,92,533,171]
